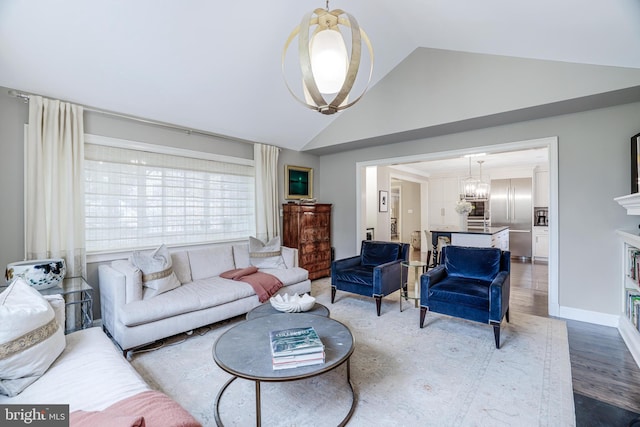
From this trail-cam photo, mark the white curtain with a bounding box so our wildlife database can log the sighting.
[254,143,280,241]
[26,96,85,278]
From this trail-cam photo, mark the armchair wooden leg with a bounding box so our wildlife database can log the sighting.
[493,324,501,349]
[331,286,336,304]
[375,296,381,316]
[420,307,427,328]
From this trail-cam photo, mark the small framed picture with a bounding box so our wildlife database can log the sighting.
[632,133,640,194]
[379,190,388,212]
[285,165,313,199]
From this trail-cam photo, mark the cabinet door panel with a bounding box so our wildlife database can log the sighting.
[300,250,331,266]
[300,241,331,254]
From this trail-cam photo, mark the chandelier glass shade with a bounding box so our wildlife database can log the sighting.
[475,160,490,199]
[283,3,374,115]
[461,157,480,199]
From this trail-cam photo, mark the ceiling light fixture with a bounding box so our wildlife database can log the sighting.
[282,1,374,115]
[475,160,490,199]
[461,157,480,199]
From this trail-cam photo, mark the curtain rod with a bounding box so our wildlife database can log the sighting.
[7,89,258,145]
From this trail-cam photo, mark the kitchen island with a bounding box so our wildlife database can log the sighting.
[429,226,509,267]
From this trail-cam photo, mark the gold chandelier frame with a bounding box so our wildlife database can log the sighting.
[283,6,374,115]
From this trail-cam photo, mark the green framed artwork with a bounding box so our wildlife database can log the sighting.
[285,165,313,199]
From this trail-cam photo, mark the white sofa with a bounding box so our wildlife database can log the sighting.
[99,243,311,352]
[0,292,200,426]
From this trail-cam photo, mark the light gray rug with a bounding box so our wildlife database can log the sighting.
[130,278,575,426]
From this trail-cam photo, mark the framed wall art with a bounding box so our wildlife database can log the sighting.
[632,132,640,194]
[379,190,388,212]
[285,165,313,199]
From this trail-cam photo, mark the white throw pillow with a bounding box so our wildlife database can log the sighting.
[0,279,65,397]
[249,236,285,269]
[130,244,181,300]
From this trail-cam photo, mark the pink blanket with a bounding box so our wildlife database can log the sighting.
[220,266,283,302]
[70,390,201,427]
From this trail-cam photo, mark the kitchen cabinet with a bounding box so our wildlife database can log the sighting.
[535,169,549,207]
[533,226,549,260]
[282,203,332,280]
[428,177,459,227]
[451,227,509,250]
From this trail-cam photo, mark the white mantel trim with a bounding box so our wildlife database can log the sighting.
[614,193,640,215]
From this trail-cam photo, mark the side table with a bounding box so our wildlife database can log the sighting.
[2,276,93,334]
[400,261,428,311]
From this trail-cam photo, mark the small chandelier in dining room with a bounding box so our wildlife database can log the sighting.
[282,0,374,115]
[475,160,490,199]
[461,157,480,199]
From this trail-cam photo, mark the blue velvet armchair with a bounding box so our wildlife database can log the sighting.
[419,246,510,348]
[331,241,410,316]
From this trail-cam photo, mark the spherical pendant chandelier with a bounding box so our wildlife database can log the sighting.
[282,1,374,115]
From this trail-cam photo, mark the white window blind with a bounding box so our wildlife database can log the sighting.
[85,142,255,252]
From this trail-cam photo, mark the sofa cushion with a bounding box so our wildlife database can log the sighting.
[444,246,501,282]
[429,277,491,309]
[0,280,65,397]
[130,244,181,299]
[185,277,255,309]
[119,285,201,327]
[259,267,309,287]
[170,251,192,284]
[188,246,235,281]
[232,244,251,269]
[332,265,374,286]
[361,242,400,267]
[249,236,285,269]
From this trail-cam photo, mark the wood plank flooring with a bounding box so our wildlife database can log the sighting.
[411,249,640,420]
[508,259,640,416]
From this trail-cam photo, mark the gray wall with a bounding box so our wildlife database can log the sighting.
[318,101,640,316]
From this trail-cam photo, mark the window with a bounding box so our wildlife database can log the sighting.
[84,136,255,252]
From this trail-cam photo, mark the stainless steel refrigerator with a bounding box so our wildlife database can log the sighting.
[490,178,532,259]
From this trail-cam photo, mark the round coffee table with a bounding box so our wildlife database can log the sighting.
[246,301,330,320]
[213,313,355,426]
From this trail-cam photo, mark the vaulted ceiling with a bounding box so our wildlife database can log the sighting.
[2,0,640,153]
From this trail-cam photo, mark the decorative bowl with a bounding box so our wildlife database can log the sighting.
[5,258,66,290]
[269,293,316,313]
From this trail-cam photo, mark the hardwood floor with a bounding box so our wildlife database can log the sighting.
[412,249,640,423]
[508,258,640,417]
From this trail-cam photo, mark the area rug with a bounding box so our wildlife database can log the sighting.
[130,278,575,426]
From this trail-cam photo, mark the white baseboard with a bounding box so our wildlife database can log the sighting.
[556,305,620,327]
[555,306,640,369]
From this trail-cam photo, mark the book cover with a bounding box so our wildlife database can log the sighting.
[269,326,324,357]
[272,355,325,370]
[628,291,640,321]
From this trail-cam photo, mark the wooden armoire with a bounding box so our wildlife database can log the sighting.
[282,203,332,280]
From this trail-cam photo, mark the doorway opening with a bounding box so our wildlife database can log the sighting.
[355,136,558,316]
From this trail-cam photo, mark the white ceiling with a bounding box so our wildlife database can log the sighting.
[389,147,548,178]
[1,0,640,152]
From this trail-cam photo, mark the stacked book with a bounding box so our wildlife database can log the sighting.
[627,289,640,330]
[269,326,325,370]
